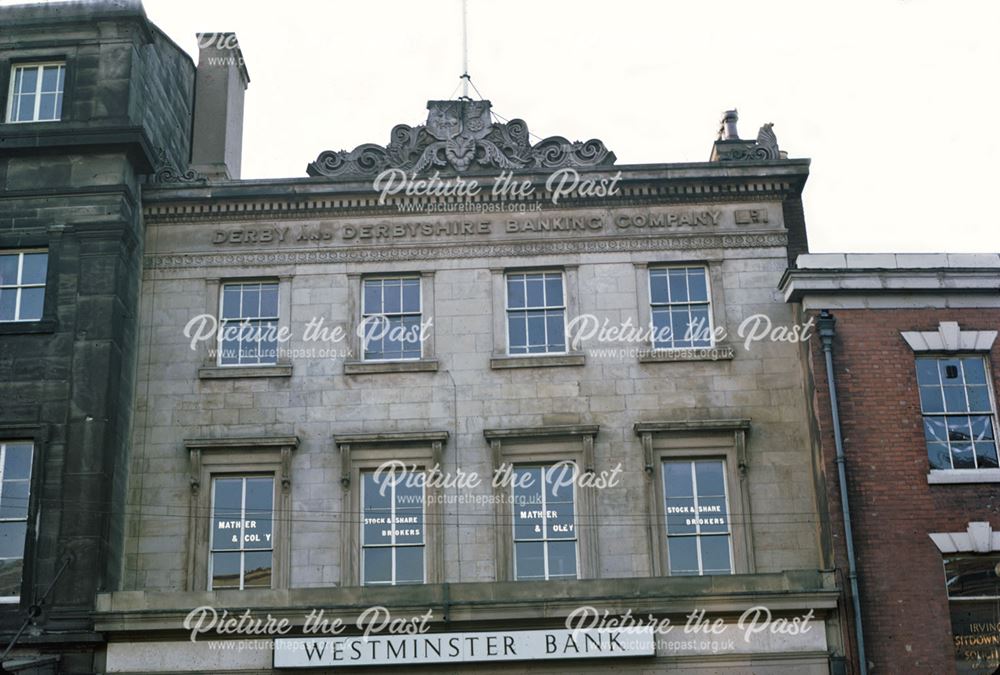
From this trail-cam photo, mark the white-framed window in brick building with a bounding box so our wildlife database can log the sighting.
[916,356,999,471]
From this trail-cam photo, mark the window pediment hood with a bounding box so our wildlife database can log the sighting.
[306,99,616,178]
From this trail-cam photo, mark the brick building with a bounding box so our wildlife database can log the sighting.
[782,253,1000,674]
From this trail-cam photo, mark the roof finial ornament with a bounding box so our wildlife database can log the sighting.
[459,0,472,101]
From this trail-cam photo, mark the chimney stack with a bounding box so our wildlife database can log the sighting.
[190,32,249,180]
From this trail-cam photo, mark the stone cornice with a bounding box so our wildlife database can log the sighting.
[145,232,788,269]
[140,161,810,224]
[780,268,1000,303]
[483,424,600,441]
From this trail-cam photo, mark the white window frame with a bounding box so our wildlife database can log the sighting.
[504,270,568,356]
[647,265,715,350]
[0,250,47,323]
[360,470,427,586]
[6,62,65,123]
[207,474,276,591]
[916,355,1000,472]
[217,280,280,367]
[0,441,33,603]
[661,458,734,576]
[511,464,579,581]
[360,275,423,362]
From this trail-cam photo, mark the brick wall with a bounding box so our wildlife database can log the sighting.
[805,307,1000,674]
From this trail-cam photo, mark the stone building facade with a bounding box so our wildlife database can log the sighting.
[783,253,1000,674]
[0,1,196,672]
[92,85,851,669]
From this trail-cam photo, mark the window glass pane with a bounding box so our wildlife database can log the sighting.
[690,305,712,346]
[975,442,999,469]
[947,416,973,442]
[243,478,273,550]
[402,279,420,312]
[687,269,709,302]
[221,286,241,319]
[664,462,693,497]
[242,285,260,318]
[382,278,401,313]
[259,284,278,318]
[526,313,545,350]
[508,314,527,353]
[695,461,726,496]
[38,93,58,121]
[0,558,24,598]
[0,481,29,519]
[211,551,241,589]
[0,522,27,559]
[943,386,968,413]
[651,309,670,345]
[514,541,545,580]
[259,319,278,364]
[524,274,545,308]
[21,254,47,285]
[696,496,728,534]
[546,541,577,578]
[952,443,975,469]
[939,359,962,382]
[966,386,991,413]
[971,416,996,441]
[16,94,35,122]
[0,256,17,286]
[363,281,381,314]
[17,287,44,320]
[3,444,32,480]
[927,442,951,470]
[665,496,696,535]
[362,473,392,546]
[243,551,272,588]
[962,358,988,385]
[506,276,524,309]
[546,504,575,540]
[924,417,947,443]
[649,270,668,305]
[700,535,732,574]
[668,268,688,302]
[19,68,38,95]
[671,308,692,347]
[546,312,565,352]
[394,546,424,584]
[220,333,239,365]
[212,479,243,550]
[544,275,563,306]
[918,385,944,414]
[915,358,940,385]
[0,289,16,321]
[667,536,698,575]
[363,547,392,585]
[41,66,60,92]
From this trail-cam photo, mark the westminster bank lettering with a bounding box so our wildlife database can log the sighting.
[209,208,772,247]
[274,628,655,668]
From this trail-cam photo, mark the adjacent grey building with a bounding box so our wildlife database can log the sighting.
[2,2,851,673]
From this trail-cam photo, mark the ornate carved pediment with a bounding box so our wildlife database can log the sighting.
[307,100,616,178]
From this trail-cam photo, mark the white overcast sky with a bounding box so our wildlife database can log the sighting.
[18,0,1000,252]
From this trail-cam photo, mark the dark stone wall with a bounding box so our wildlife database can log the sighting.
[0,1,195,667]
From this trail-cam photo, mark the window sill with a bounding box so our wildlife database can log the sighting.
[343,358,439,375]
[490,353,586,369]
[197,364,293,379]
[637,343,736,363]
[927,469,1000,484]
[0,319,56,335]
